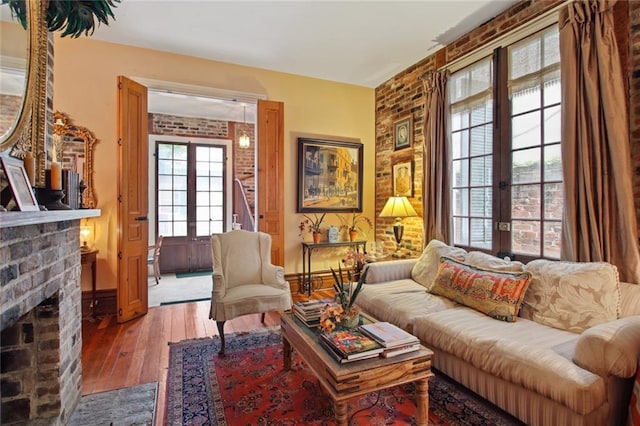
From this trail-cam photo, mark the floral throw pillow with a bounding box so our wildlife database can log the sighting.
[431,257,532,322]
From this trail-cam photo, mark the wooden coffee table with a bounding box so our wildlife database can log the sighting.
[280,312,434,425]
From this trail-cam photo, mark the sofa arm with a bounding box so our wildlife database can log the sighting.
[363,259,417,284]
[262,264,288,289]
[573,316,640,378]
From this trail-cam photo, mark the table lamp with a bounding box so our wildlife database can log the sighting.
[379,196,418,257]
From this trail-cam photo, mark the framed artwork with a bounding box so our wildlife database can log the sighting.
[297,137,363,213]
[392,160,413,197]
[394,116,413,151]
[1,156,39,211]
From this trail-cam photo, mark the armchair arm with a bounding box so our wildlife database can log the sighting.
[573,316,640,378]
[262,263,288,289]
[212,271,226,301]
[364,259,417,284]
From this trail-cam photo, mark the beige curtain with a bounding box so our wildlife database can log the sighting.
[560,0,640,283]
[422,70,452,245]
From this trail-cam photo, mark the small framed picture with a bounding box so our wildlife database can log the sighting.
[393,116,412,151]
[392,160,413,197]
[1,156,39,211]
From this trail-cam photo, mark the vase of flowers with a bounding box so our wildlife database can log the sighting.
[298,213,326,243]
[319,264,369,332]
[339,211,372,241]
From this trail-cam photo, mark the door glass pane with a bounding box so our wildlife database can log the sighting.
[511,86,540,115]
[470,218,492,249]
[174,206,187,221]
[470,156,491,186]
[196,192,209,206]
[512,184,541,219]
[196,222,210,236]
[174,221,187,236]
[512,111,541,149]
[211,221,223,234]
[174,145,187,160]
[543,78,561,106]
[512,148,540,184]
[470,188,491,216]
[470,125,492,156]
[544,145,562,181]
[453,159,469,187]
[158,221,173,237]
[543,221,561,258]
[511,220,540,256]
[196,206,209,221]
[197,176,209,190]
[210,206,223,221]
[451,130,469,158]
[544,105,561,143]
[174,160,187,175]
[454,217,469,245]
[544,183,563,220]
[158,175,172,190]
[452,188,469,215]
[173,191,187,205]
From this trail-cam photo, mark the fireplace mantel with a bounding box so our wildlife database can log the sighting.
[0,209,100,228]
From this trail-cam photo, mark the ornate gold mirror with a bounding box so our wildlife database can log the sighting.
[0,4,29,145]
[1,0,47,186]
[53,111,98,208]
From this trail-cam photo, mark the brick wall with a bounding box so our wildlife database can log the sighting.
[0,221,83,425]
[149,113,256,218]
[373,0,640,256]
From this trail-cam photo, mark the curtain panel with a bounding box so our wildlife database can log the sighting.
[559,0,640,283]
[422,70,452,245]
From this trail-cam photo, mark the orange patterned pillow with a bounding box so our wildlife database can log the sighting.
[431,257,532,322]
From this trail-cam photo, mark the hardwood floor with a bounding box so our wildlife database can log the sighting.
[80,291,333,425]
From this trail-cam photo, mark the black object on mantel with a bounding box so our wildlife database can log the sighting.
[35,187,71,210]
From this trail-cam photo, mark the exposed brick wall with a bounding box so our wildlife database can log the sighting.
[0,221,82,424]
[149,113,256,219]
[374,0,640,257]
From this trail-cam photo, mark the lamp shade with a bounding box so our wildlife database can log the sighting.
[379,196,418,218]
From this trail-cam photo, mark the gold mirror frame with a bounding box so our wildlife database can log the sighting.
[3,0,48,188]
[53,111,97,208]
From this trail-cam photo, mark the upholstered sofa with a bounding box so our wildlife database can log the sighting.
[357,240,640,426]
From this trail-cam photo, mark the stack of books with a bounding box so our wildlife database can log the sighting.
[319,329,384,363]
[293,298,334,328]
[359,322,421,358]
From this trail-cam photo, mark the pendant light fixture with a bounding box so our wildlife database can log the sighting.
[238,104,251,149]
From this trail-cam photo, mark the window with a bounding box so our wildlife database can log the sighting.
[449,25,561,260]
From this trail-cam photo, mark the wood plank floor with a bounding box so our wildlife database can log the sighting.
[80,291,333,425]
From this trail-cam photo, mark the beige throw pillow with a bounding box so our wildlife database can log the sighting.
[411,240,467,290]
[522,259,621,333]
[465,251,525,273]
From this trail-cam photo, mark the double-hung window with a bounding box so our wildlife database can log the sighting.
[449,25,562,261]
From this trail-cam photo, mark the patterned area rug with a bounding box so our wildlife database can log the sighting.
[69,382,157,426]
[166,328,523,425]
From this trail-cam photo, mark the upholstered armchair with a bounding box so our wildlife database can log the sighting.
[210,229,292,355]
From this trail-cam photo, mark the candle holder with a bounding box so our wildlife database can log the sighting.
[35,187,71,210]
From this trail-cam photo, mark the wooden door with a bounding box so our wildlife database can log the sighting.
[257,100,285,266]
[117,76,149,323]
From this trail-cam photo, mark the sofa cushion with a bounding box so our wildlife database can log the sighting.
[430,257,531,322]
[465,251,525,272]
[522,260,621,333]
[411,240,467,290]
[356,279,457,331]
[413,308,605,415]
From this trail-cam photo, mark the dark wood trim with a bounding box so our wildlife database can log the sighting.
[82,289,117,318]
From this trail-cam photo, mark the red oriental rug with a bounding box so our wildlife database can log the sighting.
[166,327,523,425]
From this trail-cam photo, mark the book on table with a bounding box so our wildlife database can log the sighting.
[319,338,381,364]
[359,322,420,348]
[320,329,383,360]
[379,343,421,358]
[293,298,335,328]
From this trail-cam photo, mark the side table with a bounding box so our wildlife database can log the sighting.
[81,249,98,319]
[301,240,366,296]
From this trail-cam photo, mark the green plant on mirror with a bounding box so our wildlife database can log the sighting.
[2,0,121,38]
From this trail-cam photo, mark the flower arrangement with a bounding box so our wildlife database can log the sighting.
[298,213,326,236]
[341,249,368,275]
[319,264,369,333]
[339,211,372,233]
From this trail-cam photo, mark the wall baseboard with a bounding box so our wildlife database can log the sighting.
[82,289,117,318]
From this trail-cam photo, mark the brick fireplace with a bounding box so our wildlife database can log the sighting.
[1,211,98,424]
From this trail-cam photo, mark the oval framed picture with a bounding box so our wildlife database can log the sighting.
[394,116,412,151]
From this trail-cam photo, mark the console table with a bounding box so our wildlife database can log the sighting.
[301,240,366,296]
[81,249,99,319]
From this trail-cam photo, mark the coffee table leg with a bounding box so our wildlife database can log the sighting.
[334,401,347,426]
[415,378,429,425]
[282,335,292,371]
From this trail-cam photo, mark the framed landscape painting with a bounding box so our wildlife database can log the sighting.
[297,137,363,213]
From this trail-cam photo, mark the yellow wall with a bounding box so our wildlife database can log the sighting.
[53,36,375,290]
